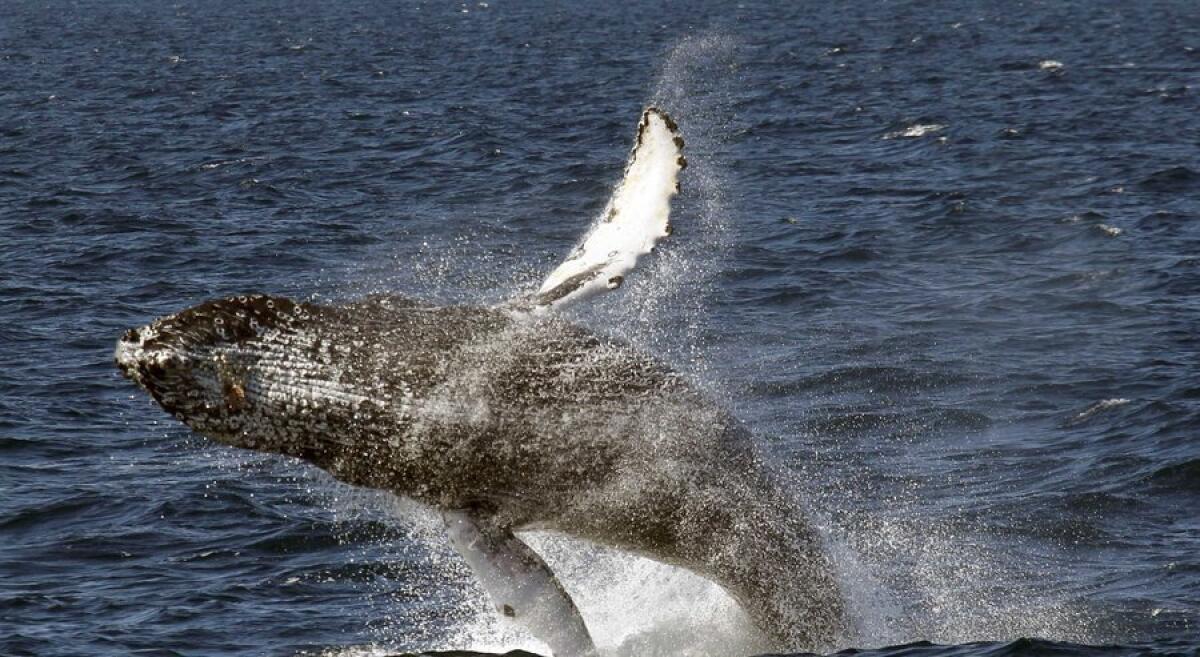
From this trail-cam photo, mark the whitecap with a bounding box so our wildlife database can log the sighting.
[1068,398,1131,425]
[883,124,946,139]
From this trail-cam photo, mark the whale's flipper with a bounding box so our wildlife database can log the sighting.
[443,510,596,657]
[520,108,684,312]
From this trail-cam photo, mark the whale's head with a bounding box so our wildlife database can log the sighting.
[115,294,324,452]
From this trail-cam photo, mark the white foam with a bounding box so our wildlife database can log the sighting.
[390,530,766,657]
[884,124,946,139]
[1070,398,1131,424]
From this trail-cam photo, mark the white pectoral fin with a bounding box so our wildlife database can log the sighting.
[523,107,684,312]
[443,510,597,657]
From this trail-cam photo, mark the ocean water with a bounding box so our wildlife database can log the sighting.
[2,1,1198,656]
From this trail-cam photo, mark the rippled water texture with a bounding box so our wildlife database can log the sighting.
[2,1,1198,656]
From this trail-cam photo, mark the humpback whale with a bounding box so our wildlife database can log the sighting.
[114,109,846,655]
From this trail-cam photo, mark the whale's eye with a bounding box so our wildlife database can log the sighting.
[144,362,167,379]
[222,376,246,412]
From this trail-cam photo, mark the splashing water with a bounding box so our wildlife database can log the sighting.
[178,29,1119,657]
[9,1,1199,655]
[325,36,777,657]
[205,30,1115,656]
[614,33,740,379]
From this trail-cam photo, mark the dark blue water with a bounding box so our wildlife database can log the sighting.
[3,1,1198,656]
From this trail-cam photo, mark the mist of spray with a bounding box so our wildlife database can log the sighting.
[227,28,1110,656]
[412,36,770,657]
[326,35,766,657]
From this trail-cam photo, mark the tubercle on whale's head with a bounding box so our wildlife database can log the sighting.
[115,294,308,448]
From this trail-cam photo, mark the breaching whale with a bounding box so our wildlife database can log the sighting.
[114,109,846,655]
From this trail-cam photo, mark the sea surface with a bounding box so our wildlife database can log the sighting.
[2,1,1198,656]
